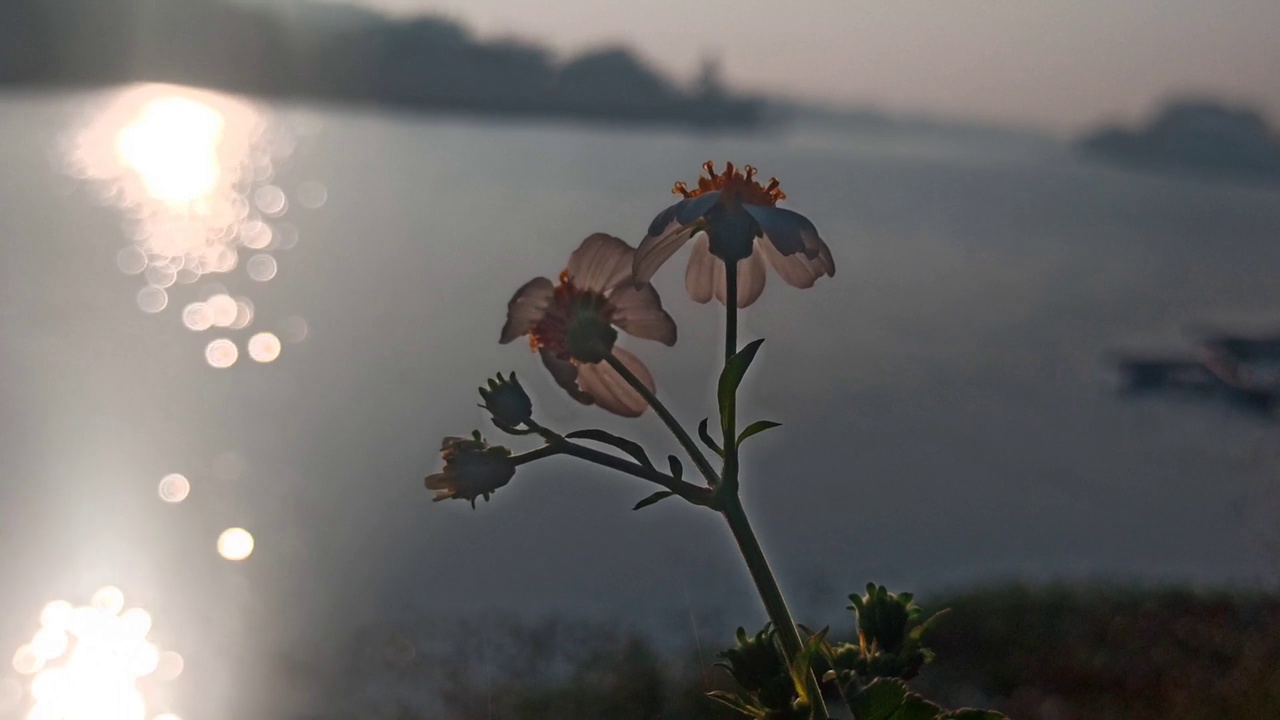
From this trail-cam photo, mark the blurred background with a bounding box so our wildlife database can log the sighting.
[2,1,1280,718]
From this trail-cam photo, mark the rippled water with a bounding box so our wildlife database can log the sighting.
[3,85,1280,715]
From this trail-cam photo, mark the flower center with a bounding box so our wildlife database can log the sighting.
[529,271,617,361]
[672,161,786,207]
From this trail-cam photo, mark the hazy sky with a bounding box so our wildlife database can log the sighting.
[322,0,1280,133]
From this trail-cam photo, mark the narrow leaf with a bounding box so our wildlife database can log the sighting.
[737,420,782,445]
[566,429,655,470]
[717,338,765,433]
[667,455,683,481]
[632,490,675,511]
[706,691,767,719]
[697,418,725,458]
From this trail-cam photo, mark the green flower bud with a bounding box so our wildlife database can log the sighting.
[478,372,533,431]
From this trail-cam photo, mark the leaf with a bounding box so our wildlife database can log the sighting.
[698,418,725,458]
[706,690,767,719]
[667,455,683,481]
[737,420,782,445]
[632,490,675,511]
[908,608,951,642]
[849,678,909,720]
[898,694,945,720]
[566,429,655,470]
[718,338,766,435]
[788,626,830,703]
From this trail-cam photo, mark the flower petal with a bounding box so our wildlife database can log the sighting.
[757,234,828,289]
[567,233,635,293]
[744,204,806,256]
[609,283,677,346]
[635,223,698,285]
[709,245,767,308]
[675,192,721,224]
[539,348,593,406]
[684,235,718,305]
[424,471,450,490]
[500,277,554,344]
[576,346,652,417]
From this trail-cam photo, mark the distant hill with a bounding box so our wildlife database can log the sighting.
[1078,100,1280,183]
[0,0,762,129]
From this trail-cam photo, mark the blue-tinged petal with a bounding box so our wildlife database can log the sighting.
[674,191,721,224]
[744,204,806,256]
[634,223,697,284]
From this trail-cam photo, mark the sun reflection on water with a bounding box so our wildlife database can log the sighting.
[64,83,316,364]
[12,588,180,720]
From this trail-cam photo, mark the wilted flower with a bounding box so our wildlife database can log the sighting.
[424,431,517,507]
[500,233,676,417]
[634,161,835,307]
[479,372,534,432]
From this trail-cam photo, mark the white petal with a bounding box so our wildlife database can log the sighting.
[576,346,652,417]
[701,242,768,308]
[539,348,593,405]
[635,224,698,285]
[500,277,554,343]
[567,233,635,293]
[758,237,826,289]
[608,283,677,346]
[684,235,718,304]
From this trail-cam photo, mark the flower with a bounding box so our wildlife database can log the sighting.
[478,372,534,432]
[634,161,835,308]
[500,233,676,417]
[424,431,517,507]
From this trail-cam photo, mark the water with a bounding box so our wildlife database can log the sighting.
[3,85,1280,716]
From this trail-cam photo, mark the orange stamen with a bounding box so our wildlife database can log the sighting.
[670,160,786,206]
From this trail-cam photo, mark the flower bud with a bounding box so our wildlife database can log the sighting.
[478,372,533,431]
[424,431,516,508]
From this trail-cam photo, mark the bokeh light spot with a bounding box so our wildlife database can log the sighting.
[217,528,255,561]
[253,185,287,216]
[91,586,125,616]
[135,286,168,314]
[280,316,309,343]
[246,254,277,282]
[204,339,238,369]
[247,333,281,363]
[180,303,212,332]
[116,246,147,275]
[154,651,184,682]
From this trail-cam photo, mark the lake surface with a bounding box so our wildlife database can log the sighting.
[3,84,1280,716]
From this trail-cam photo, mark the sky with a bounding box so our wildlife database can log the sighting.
[303,0,1280,133]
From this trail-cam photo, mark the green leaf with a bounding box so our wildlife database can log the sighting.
[698,418,725,458]
[667,455,683,480]
[565,429,654,470]
[908,608,951,642]
[788,626,830,703]
[898,694,945,720]
[632,490,675,511]
[718,338,766,435]
[706,690,767,719]
[737,420,782,445]
[849,678,909,720]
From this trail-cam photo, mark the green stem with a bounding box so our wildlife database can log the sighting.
[721,493,829,719]
[603,352,722,488]
[510,441,713,506]
[723,258,739,492]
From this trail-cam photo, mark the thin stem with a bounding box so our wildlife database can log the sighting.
[721,493,829,719]
[510,439,713,506]
[723,257,740,492]
[603,352,722,488]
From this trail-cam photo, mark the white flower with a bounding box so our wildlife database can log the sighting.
[634,161,835,308]
[500,233,677,417]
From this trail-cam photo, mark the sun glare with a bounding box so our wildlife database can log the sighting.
[13,589,180,720]
[217,528,255,561]
[64,83,314,363]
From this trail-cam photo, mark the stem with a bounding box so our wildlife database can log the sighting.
[723,257,740,492]
[721,493,829,719]
[511,442,713,506]
[603,352,722,488]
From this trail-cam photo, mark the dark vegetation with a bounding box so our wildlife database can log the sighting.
[1079,100,1280,184]
[297,585,1280,719]
[0,0,761,128]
